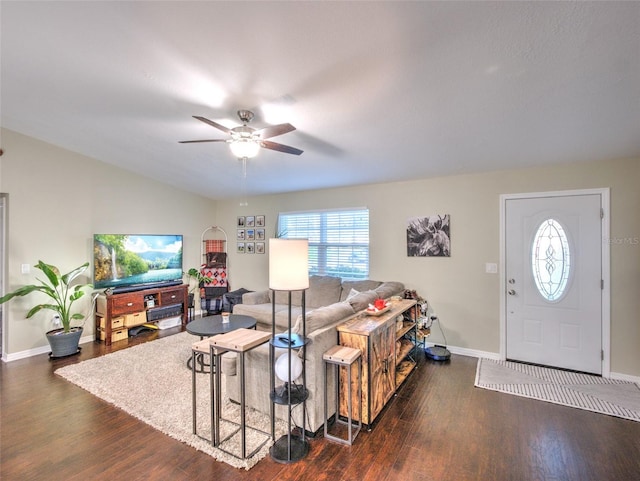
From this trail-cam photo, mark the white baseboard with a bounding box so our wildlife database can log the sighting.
[2,334,95,363]
[609,371,640,384]
[423,341,500,361]
[428,342,640,383]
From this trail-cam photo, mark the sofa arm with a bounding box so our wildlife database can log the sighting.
[242,290,271,305]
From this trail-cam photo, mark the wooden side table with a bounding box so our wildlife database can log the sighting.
[210,328,272,459]
[323,344,362,445]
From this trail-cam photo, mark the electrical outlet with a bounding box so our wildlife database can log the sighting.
[52,315,62,328]
[21,263,30,274]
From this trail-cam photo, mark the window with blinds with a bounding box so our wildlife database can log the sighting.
[278,208,369,280]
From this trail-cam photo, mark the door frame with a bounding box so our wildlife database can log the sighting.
[499,188,611,377]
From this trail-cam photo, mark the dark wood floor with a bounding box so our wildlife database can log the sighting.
[2,328,639,481]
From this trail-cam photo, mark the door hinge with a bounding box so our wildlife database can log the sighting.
[601,279,604,290]
[600,208,604,219]
[601,350,604,361]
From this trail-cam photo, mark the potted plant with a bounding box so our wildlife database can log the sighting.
[184,267,215,307]
[0,260,93,358]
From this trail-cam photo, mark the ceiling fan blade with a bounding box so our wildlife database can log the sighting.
[260,140,303,156]
[179,139,227,144]
[256,123,296,139]
[193,115,232,134]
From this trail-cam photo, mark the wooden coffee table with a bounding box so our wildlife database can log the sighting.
[186,314,257,372]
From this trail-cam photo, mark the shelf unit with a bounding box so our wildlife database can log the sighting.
[199,226,229,315]
[337,299,418,426]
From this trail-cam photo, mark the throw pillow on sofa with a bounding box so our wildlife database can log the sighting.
[347,290,379,312]
[340,280,382,301]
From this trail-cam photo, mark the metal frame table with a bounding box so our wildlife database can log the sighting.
[209,328,272,459]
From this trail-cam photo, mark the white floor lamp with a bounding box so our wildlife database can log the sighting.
[268,238,310,463]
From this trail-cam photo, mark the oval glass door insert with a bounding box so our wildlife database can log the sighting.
[531,218,571,301]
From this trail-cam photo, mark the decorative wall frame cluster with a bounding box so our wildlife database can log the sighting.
[237,215,266,254]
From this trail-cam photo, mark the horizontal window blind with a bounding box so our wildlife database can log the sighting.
[278,208,369,280]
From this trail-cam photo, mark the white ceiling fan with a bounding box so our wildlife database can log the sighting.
[180,109,303,159]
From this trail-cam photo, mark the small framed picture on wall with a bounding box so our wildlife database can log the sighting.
[237,242,245,253]
[237,229,245,240]
[256,228,265,240]
[256,215,265,227]
[246,216,255,227]
[237,216,245,227]
[256,242,265,254]
[246,242,255,254]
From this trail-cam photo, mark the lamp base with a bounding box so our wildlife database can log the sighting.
[270,383,309,405]
[269,433,309,463]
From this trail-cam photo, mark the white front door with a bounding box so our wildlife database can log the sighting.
[504,193,603,374]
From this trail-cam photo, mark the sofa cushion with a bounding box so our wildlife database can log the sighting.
[374,281,405,299]
[273,275,343,308]
[292,300,355,335]
[347,289,379,312]
[274,305,304,330]
[340,280,382,301]
[306,275,343,308]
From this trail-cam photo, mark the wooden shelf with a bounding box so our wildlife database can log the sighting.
[396,321,415,340]
[395,359,416,386]
[396,338,414,364]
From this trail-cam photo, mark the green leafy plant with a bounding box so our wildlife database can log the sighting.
[184,267,214,294]
[0,261,92,333]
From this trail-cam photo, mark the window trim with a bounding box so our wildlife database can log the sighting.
[277,207,370,280]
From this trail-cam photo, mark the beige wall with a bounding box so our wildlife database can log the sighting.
[0,129,217,357]
[2,129,638,377]
[215,158,640,377]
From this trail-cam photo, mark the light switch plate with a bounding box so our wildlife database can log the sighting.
[485,262,498,274]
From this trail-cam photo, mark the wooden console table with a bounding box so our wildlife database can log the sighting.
[337,298,418,426]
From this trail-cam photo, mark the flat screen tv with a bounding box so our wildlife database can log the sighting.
[93,234,183,291]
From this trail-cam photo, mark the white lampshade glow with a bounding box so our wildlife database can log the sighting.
[229,138,260,159]
[274,352,303,383]
[269,239,309,291]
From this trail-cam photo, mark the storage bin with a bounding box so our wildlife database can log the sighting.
[124,311,145,327]
[99,327,129,342]
[98,316,124,329]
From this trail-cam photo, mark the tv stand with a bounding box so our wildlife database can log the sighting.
[96,284,188,346]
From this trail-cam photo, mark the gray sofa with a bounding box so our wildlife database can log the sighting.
[223,275,404,434]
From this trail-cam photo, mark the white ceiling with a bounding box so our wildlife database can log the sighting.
[2,1,639,200]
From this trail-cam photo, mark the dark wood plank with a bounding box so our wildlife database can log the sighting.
[2,331,639,480]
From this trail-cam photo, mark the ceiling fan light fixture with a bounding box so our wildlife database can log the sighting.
[229,138,260,159]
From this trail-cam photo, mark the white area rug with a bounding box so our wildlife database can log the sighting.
[56,332,286,470]
[475,358,640,422]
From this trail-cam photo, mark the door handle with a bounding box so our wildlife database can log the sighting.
[508,289,516,296]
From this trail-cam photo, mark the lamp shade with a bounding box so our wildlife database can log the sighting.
[269,238,309,290]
